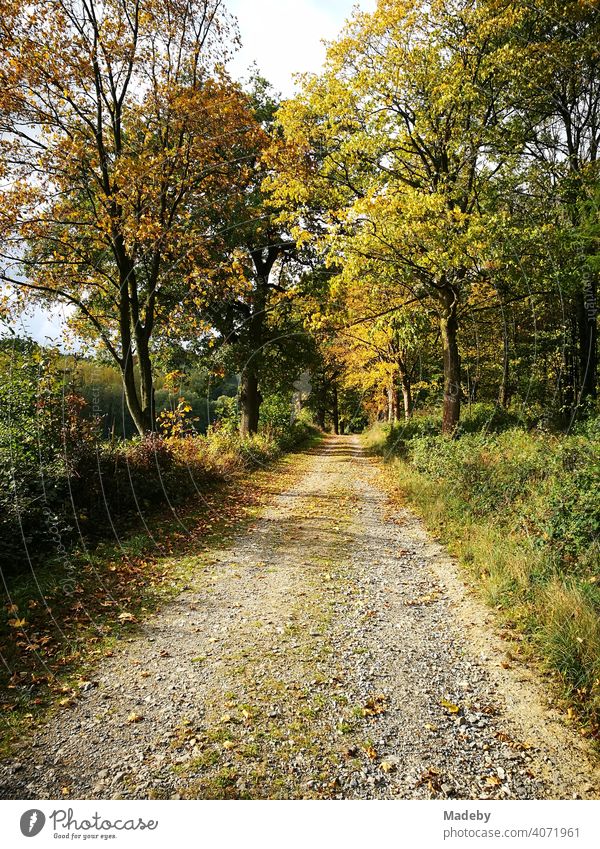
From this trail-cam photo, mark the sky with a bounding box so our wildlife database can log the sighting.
[15,0,376,345]
[227,0,376,97]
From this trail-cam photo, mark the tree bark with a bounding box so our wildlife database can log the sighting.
[498,328,510,408]
[136,335,155,432]
[121,354,147,438]
[577,282,598,402]
[563,311,578,412]
[239,370,262,437]
[440,289,461,436]
[332,385,340,435]
[387,384,396,423]
[400,371,412,421]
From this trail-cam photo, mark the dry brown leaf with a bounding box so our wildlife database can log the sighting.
[416,767,442,791]
[362,695,388,717]
[118,612,136,623]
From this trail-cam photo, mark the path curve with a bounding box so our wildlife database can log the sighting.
[1,435,598,799]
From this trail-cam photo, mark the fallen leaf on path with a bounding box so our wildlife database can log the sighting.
[223,740,235,750]
[362,695,387,717]
[407,591,441,606]
[417,767,442,792]
[118,612,136,623]
[127,712,144,723]
[8,618,27,628]
[440,698,460,714]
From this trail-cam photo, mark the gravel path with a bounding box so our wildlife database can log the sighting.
[1,435,598,799]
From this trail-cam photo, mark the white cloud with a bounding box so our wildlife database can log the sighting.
[227,0,376,96]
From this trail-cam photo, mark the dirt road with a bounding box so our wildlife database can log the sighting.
[1,436,598,799]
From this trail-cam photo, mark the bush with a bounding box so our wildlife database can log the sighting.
[0,341,318,573]
[0,342,81,565]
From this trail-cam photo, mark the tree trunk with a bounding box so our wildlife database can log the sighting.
[387,384,395,423]
[440,290,461,436]
[121,354,148,437]
[498,329,510,408]
[136,336,155,432]
[116,260,154,437]
[239,370,261,437]
[577,281,598,402]
[316,407,326,430]
[400,372,412,421]
[563,311,578,412]
[332,385,340,435]
[239,248,280,439]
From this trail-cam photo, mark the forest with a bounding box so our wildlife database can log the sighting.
[0,0,599,802]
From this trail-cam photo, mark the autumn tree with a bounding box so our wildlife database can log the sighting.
[270,0,521,434]
[205,77,309,437]
[0,0,261,435]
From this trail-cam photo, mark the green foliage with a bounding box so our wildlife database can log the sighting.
[213,395,240,435]
[260,392,293,435]
[539,439,600,563]
[0,340,81,564]
[0,341,317,574]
